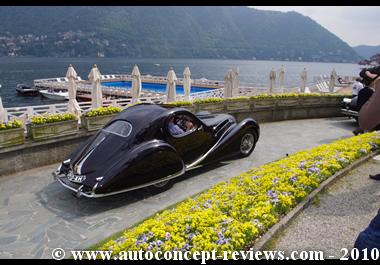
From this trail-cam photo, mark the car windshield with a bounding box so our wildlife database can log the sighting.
[103,120,132,137]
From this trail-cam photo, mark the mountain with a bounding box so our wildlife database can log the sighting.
[0,6,361,62]
[352,45,380,59]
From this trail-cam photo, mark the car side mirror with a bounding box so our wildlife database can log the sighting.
[197,125,203,131]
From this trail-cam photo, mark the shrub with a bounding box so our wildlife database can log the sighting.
[194,98,224,104]
[84,106,122,117]
[30,113,77,125]
[98,132,380,255]
[0,120,23,131]
[226,96,249,101]
[166,101,193,107]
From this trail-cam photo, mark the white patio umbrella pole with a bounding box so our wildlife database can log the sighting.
[88,64,103,108]
[224,70,233,98]
[0,97,7,123]
[329,68,337,93]
[131,64,142,104]
[66,64,81,120]
[300,68,307,93]
[183,66,191,101]
[166,68,177,103]
[279,65,285,93]
[269,68,276,94]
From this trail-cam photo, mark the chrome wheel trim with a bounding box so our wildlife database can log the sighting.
[240,133,255,155]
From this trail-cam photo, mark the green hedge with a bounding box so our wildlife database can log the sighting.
[98,132,380,255]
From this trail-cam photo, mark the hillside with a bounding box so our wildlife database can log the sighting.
[353,45,380,59]
[0,6,361,62]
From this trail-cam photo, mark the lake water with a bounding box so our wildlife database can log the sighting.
[0,57,362,107]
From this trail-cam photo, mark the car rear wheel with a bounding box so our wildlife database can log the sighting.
[147,179,174,193]
[239,129,257,157]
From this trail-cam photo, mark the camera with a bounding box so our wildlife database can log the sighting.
[359,66,380,86]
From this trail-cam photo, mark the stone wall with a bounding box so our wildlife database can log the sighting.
[0,96,345,176]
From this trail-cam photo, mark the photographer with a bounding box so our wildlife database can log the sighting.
[358,65,380,133]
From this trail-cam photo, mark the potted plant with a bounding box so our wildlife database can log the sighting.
[299,93,324,106]
[225,96,250,111]
[165,101,195,113]
[27,113,78,141]
[276,93,300,107]
[193,97,225,113]
[81,106,122,131]
[323,94,346,105]
[250,94,276,110]
[0,120,24,148]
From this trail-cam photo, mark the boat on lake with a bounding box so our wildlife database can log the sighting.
[39,89,69,100]
[16,84,40,96]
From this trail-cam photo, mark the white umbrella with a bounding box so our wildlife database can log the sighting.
[278,65,285,93]
[88,64,103,109]
[66,64,81,119]
[131,65,142,104]
[269,68,276,94]
[300,68,307,93]
[224,70,233,98]
[166,68,177,103]
[183,66,191,101]
[232,67,239,96]
[329,68,337,92]
[0,97,7,123]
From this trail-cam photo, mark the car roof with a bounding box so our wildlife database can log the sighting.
[114,103,186,125]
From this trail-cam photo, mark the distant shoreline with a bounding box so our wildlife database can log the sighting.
[0,56,360,65]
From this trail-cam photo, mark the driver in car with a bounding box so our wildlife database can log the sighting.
[168,116,185,135]
[185,120,194,131]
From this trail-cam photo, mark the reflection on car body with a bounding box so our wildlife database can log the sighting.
[53,103,260,198]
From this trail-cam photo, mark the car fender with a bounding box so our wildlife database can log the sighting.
[95,140,185,194]
[200,118,259,165]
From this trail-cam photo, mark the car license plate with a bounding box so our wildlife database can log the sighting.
[67,171,86,183]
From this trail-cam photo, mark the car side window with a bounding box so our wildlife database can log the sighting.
[168,114,198,137]
[103,120,132,137]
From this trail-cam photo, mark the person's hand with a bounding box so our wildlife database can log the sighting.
[365,71,378,79]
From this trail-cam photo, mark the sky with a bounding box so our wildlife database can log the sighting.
[249,6,380,47]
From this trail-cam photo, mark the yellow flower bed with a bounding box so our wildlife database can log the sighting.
[30,113,77,125]
[0,120,23,130]
[99,132,380,255]
[250,93,343,100]
[84,106,122,117]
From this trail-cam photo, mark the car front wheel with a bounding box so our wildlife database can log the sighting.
[239,130,257,157]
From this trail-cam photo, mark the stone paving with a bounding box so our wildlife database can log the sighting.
[270,158,380,259]
[0,117,356,258]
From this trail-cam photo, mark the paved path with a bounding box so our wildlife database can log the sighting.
[270,159,380,259]
[0,117,357,258]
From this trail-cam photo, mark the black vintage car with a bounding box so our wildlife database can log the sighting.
[53,103,260,198]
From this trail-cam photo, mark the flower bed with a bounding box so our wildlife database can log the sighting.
[194,98,225,112]
[98,132,380,255]
[84,106,122,117]
[30,113,77,125]
[82,106,122,131]
[28,113,78,141]
[0,120,24,148]
[0,120,23,131]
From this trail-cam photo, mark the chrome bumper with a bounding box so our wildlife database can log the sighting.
[53,171,98,198]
